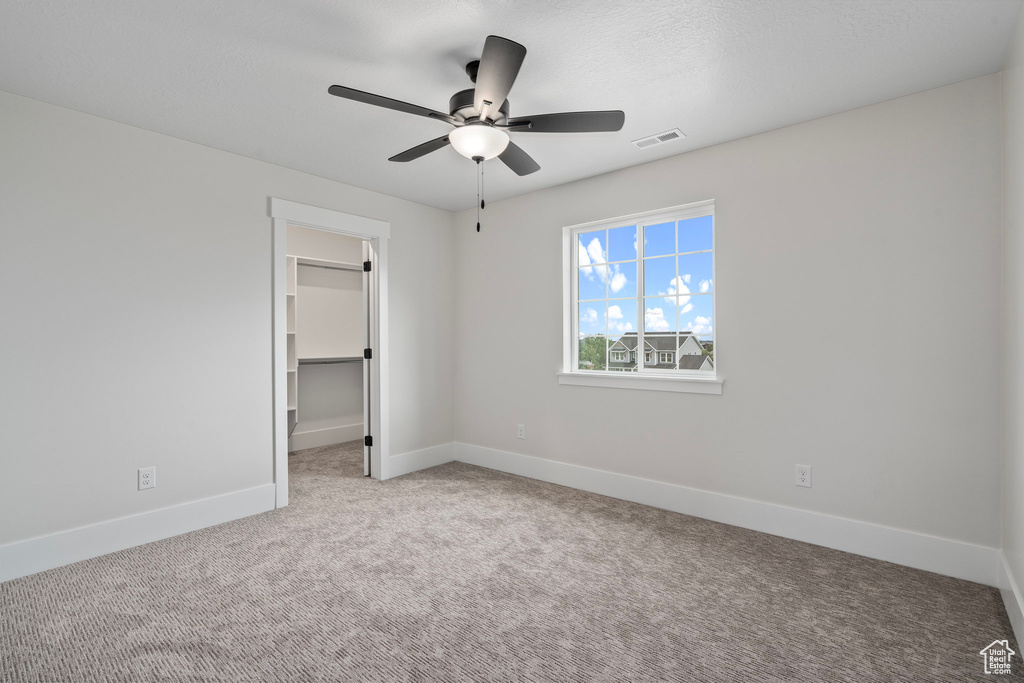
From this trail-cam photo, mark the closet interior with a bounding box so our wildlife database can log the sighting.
[286,225,367,452]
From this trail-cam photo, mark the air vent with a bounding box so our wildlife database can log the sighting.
[631,128,686,150]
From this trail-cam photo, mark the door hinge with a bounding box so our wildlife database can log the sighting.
[363,348,372,360]
[364,435,373,447]
[363,260,372,272]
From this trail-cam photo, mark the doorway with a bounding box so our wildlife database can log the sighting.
[270,198,391,508]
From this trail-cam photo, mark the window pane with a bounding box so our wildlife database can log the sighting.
[570,206,714,378]
[677,293,712,332]
[644,221,675,257]
[645,334,677,369]
[677,252,713,294]
[644,298,676,333]
[607,338,637,372]
[578,301,606,337]
[678,215,713,253]
[643,255,676,297]
[609,297,638,374]
[607,261,636,299]
[608,224,637,262]
[607,299,637,337]
[578,335,607,371]
[578,265,606,301]
[577,229,607,266]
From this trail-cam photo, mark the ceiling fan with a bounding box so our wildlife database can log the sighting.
[327,35,625,177]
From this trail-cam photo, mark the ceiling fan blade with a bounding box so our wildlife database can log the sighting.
[328,85,456,124]
[474,36,527,121]
[504,110,625,133]
[498,141,540,176]
[388,135,451,162]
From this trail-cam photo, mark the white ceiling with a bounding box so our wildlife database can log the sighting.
[1,1,1020,211]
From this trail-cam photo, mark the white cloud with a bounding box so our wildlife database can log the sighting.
[679,302,693,315]
[645,307,671,332]
[586,237,605,266]
[606,304,634,334]
[659,276,692,307]
[699,279,712,293]
[578,241,593,280]
[681,273,691,284]
[579,236,614,285]
[684,315,713,335]
[610,271,627,293]
[581,307,598,325]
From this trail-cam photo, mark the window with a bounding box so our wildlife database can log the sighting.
[562,200,719,393]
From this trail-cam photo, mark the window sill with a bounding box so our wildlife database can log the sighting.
[556,371,723,395]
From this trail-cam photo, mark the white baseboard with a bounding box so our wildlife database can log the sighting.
[0,484,276,583]
[1000,553,1024,645]
[455,442,1002,587]
[289,423,363,451]
[387,442,455,479]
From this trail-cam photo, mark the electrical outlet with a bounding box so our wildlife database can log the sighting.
[517,424,526,439]
[795,465,811,488]
[138,467,156,490]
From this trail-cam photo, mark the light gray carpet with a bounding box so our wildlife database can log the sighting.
[1,442,1020,682]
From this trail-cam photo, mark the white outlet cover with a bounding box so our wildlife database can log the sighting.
[138,467,156,490]
[795,465,811,488]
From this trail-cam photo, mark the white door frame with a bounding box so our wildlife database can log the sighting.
[270,198,391,507]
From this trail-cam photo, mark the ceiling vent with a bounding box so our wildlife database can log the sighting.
[631,128,686,150]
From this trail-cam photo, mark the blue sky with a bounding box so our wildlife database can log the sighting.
[578,216,713,340]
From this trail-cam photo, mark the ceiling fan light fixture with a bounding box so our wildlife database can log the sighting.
[449,123,509,160]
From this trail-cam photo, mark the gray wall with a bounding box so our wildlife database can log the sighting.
[1002,8,1024,628]
[453,74,1003,547]
[0,90,455,545]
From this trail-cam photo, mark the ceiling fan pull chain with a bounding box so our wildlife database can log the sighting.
[475,156,483,232]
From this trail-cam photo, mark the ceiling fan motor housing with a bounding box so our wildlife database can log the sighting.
[449,88,509,124]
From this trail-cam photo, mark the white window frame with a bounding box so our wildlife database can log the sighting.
[660,351,673,365]
[558,200,722,395]
[611,350,627,362]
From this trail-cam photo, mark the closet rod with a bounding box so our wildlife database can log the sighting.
[298,357,363,365]
[297,262,363,273]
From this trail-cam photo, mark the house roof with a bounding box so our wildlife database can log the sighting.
[677,355,713,370]
[609,336,638,352]
[610,332,699,353]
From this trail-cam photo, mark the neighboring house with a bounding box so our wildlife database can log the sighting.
[607,332,714,371]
